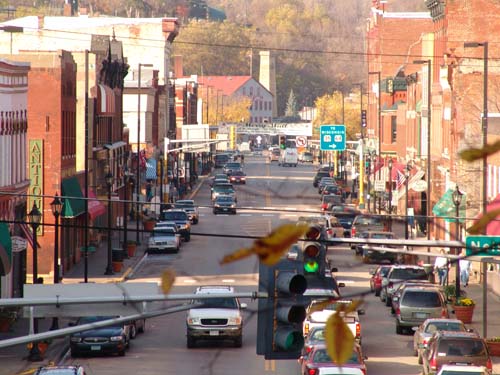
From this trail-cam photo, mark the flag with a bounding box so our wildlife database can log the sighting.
[396,170,406,189]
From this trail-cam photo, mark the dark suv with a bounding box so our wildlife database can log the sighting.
[159,209,191,241]
[313,171,331,188]
[422,331,492,375]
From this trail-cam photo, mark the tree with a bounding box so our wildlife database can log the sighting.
[313,91,359,141]
[285,90,298,117]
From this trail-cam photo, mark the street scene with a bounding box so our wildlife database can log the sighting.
[1,1,500,375]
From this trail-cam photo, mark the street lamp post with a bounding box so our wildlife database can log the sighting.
[104,170,114,275]
[27,202,42,362]
[405,162,412,240]
[159,153,164,210]
[464,41,489,230]
[369,71,382,214]
[354,84,365,208]
[366,153,371,213]
[136,63,153,244]
[49,193,62,330]
[388,158,393,231]
[122,152,129,255]
[452,185,464,300]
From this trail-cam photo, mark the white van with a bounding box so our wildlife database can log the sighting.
[279,148,298,167]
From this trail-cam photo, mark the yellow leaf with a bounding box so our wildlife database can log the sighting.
[219,223,309,266]
[459,140,500,162]
[467,208,500,235]
[160,268,176,294]
[344,299,363,314]
[324,312,355,364]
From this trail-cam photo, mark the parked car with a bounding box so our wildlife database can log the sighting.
[186,285,247,348]
[69,316,130,357]
[320,194,343,212]
[313,171,331,188]
[357,231,399,263]
[34,365,86,375]
[350,214,389,248]
[300,151,314,163]
[297,215,344,243]
[174,199,199,224]
[332,210,360,238]
[318,177,336,193]
[213,195,237,215]
[413,318,467,364]
[369,264,392,296]
[390,280,435,314]
[422,331,492,375]
[214,153,230,168]
[158,209,191,242]
[299,343,367,375]
[147,227,181,253]
[380,265,428,305]
[437,365,490,375]
[229,170,246,184]
[321,184,342,197]
[269,148,281,162]
[394,285,449,334]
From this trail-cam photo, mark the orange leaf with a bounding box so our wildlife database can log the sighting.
[466,208,500,235]
[160,268,176,294]
[459,140,500,162]
[324,312,355,364]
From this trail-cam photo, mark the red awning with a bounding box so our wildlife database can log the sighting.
[474,194,500,235]
[87,189,106,220]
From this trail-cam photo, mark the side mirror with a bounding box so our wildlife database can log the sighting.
[357,309,365,315]
[330,267,338,273]
[392,296,399,302]
[338,282,346,288]
[240,303,248,309]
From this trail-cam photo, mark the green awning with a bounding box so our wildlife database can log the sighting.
[62,177,85,218]
[0,223,12,276]
[432,188,466,223]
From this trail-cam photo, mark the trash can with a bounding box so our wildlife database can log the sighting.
[423,264,435,284]
[112,248,124,263]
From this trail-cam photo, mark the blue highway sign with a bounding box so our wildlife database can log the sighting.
[465,235,500,256]
[320,125,346,151]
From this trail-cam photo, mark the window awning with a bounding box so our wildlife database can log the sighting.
[86,188,106,220]
[432,188,466,222]
[62,177,86,218]
[0,223,12,276]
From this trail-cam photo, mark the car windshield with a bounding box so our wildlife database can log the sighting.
[440,371,485,375]
[402,291,441,307]
[194,297,238,309]
[216,196,234,203]
[152,228,175,236]
[380,267,391,277]
[176,200,194,206]
[438,339,487,356]
[214,186,235,193]
[298,216,327,227]
[425,321,464,333]
[160,211,188,221]
[312,349,359,364]
[371,233,394,239]
[225,163,241,168]
[355,216,383,225]
[78,316,121,328]
[37,370,78,375]
[309,328,325,341]
[390,268,427,280]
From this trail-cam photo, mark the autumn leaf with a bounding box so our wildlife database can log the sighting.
[459,140,500,162]
[324,312,355,364]
[220,223,309,266]
[160,268,176,294]
[466,208,500,235]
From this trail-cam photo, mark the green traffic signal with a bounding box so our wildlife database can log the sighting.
[304,260,319,273]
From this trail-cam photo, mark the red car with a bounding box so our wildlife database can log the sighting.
[229,171,246,184]
[299,343,367,375]
[369,265,392,297]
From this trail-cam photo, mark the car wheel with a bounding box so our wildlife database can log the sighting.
[413,346,418,356]
[138,319,145,333]
[380,290,386,302]
[193,218,199,224]
[385,296,392,307]
[396,323,403,335]
[187,336,196,348]
[119,349,126,356]
[185,234,191,242]
[374,288,381,297]
[390,306,395,314]
[176,246,180,253]
[234,336,243,348]
[213,210,217,214]
[130,323,137,339]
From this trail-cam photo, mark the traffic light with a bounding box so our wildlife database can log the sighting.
[257,258,308,360]
[301,225,327,280]
[279,135,287,149]
[361,109,367,128]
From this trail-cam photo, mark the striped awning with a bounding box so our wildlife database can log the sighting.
[95,84,116,116]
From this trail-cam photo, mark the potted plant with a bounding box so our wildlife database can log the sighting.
[126,240,137,257]
[0,307,19,332]
[486,337,500,356]
[142,213,156,232]
[453,297,475,324]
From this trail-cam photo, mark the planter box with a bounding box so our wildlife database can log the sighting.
[453,305,475,324]
[487,341,500,356]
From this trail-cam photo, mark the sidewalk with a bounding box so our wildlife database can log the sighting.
[0,175,209,375]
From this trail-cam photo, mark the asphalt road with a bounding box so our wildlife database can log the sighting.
[58,156,424,375]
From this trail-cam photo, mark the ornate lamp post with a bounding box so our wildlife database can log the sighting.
[159,153,164,210]
[104,170,114,275]
[405,162,413,240]
[452,185,464,300]
[366,153,371,213]
[27,202,42,361]
[122,152,129,255]
[388,158,393,231]
[49,193,62,330]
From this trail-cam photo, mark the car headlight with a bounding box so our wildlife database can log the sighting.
[214,204,220,208]
[230,204,236,208]
[187,317,201,325]
[70,337,82,343]
[110,336,124,342]
[227,316,242,325]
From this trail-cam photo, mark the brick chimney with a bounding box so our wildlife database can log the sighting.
[173,55,183,78]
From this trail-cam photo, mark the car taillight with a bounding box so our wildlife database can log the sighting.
[327,229,333,236]
[305,345,313,354]
[395,307,400,316]
[388,282,393,289]
[429,356,437,371]
[361,369,367,375]
[351,228,356,237]
[355,322,360,338]
[441,308,448,318]
[304,323,309,336]
[321,203,327,210]
[422,338,428,346]
[486,357,493,371]
[307,367,318,375]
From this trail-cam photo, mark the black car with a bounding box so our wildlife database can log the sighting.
[159,209,191,241]
[313,171,331,188]
[213,195,237,214]
[69,316,130,357]
[332,211,360,238]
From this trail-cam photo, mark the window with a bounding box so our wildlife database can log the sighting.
[242,87,246,95]
[259,101,262,111]
[249,87,253,96]
[391,115,397,143]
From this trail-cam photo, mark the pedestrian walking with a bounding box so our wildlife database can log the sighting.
[434,248,449,286]
[240,154,245,165]
[459,250,472,287]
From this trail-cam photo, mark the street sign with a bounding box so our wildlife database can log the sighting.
[296,136,307,147]
[374,180,385,192]
[465,236,500,256]
[412,179,427,192]
[320,125,346,151]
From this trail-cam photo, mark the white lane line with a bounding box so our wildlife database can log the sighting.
[183,279,196,283]
[222,279,236,283]
[240,214,252,216]
[283,214,297,217]
[262,214,275,217]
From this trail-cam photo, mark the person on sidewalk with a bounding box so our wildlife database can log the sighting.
[434,249,449,286]
[459,249,472,287]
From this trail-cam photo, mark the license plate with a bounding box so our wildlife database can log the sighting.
[414,312,428,319]
[90,345,101,351]
[209,331,219,336]
[222,208,228,211]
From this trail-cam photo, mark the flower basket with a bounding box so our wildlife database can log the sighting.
[126,241,137,257]
[143,219,156,232]
[486,338,500,356]
[453,298,475,324]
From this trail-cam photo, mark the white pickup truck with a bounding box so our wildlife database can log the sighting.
[303,299,365,345]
